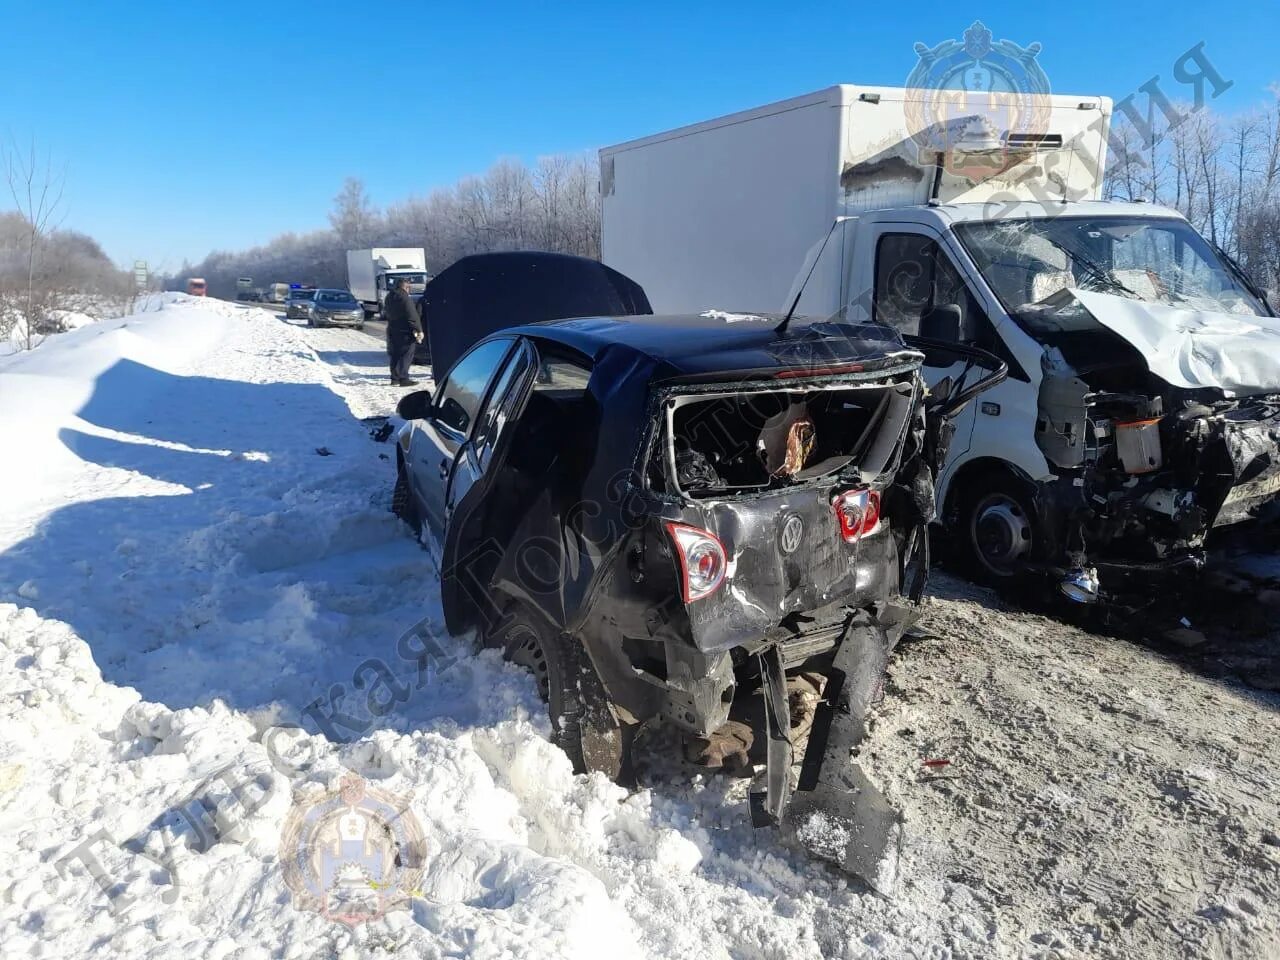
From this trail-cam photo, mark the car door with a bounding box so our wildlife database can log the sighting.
[445,338,536,527]
[407,337,516,557]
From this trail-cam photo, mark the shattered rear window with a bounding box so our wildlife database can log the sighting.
[649,377,917,498]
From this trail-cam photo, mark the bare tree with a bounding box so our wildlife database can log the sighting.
[3,138,65,350]
[328,177,379,248]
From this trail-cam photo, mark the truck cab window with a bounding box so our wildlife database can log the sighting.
[873,233,992,344]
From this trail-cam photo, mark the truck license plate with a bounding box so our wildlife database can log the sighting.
[1222,471,1280,507]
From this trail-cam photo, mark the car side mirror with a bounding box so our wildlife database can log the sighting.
[397,389,434,421]
[929,375,954,407]
[920,303,962,342]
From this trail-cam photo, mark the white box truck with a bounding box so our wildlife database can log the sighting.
[346,248,429,318]
[601,85,1280,599]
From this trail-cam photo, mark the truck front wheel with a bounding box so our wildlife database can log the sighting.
[955,473,1041,584]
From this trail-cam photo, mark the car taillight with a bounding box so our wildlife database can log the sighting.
[833,488,881,542]
[665,522,727,602]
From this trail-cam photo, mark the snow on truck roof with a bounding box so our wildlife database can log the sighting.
[599,84,1111,155]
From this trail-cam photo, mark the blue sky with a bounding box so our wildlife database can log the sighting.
[0,1,1275,270]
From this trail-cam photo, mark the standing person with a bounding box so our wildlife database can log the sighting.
[383,277,424,387]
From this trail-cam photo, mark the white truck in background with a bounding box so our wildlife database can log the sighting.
[346,248,429,319]
[600,85,1280,600]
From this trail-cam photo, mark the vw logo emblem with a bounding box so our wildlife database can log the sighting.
[779,514,804,555]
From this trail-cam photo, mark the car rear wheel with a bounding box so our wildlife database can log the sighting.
[489,608,587,773]
[956,473,1040,584]
[391,458,421,536]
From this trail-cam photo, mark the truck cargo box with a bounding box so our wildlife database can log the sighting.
[600,85,1112,315]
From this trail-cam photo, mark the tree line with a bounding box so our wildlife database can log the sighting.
[177,153,601,300]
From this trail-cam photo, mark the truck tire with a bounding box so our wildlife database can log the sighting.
[954,471,1041,585]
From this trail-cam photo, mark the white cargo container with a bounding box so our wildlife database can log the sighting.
[346,248,429,317]
[600,85,1112,316]
[600,85,1280,600]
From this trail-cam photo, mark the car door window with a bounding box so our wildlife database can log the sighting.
[433,338,513,436]
[473,342,533,471]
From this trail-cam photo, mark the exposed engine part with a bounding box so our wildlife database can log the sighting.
[1115,415,1163,475]
[1139,488,1193,518]
[1059,565,1100,603]
[1022,344,1280,590]
[1037,365,1093,468]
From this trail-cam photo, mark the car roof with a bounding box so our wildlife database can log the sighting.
[503,312,914,379]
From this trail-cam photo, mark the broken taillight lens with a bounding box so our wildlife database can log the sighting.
[665,522,727,602]
[833,488,881,542]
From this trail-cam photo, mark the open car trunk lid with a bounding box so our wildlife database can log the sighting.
[424,252,652,381]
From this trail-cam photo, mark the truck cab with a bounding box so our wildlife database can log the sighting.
[823,200,1280,594]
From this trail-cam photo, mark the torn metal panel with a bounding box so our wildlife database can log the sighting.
[784,613,904,893]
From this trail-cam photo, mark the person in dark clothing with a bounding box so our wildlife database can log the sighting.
[383,278,424,386]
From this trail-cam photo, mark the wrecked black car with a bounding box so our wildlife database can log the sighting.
[391,253,1004,885]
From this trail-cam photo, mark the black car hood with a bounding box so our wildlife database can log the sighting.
[424,252,652,381]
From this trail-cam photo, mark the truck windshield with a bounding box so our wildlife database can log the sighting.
[393,273,428,288]
[953,216,1269,331]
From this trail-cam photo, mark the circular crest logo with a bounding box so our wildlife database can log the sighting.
[904,21,1052,181]
[279,774,427,927]
[779,514,805,555]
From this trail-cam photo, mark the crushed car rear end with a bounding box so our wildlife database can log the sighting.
[554,321,999,886]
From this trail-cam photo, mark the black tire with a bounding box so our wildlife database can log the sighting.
[306,317,314,328]
[954,471,1042,585]
[488,608,587,774]
[391,459,421,536]
[355,323,365,332]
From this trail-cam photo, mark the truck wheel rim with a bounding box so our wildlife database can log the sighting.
[506,626,550,701]
[972,493,1031,576]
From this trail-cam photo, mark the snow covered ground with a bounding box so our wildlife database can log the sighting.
[1,296,1277,959]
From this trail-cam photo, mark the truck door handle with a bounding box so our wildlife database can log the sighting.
[438,460,450,479]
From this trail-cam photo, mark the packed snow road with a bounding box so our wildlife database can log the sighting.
[0,297,1277,959]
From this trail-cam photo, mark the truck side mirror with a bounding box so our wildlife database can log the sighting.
[397,389,434,421]
[919,303,962,342]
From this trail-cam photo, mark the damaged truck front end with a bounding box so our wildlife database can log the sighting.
[1032,343,1280,596]
[947,215,1280,602]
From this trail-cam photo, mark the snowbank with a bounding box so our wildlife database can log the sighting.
[0,299,946,959]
